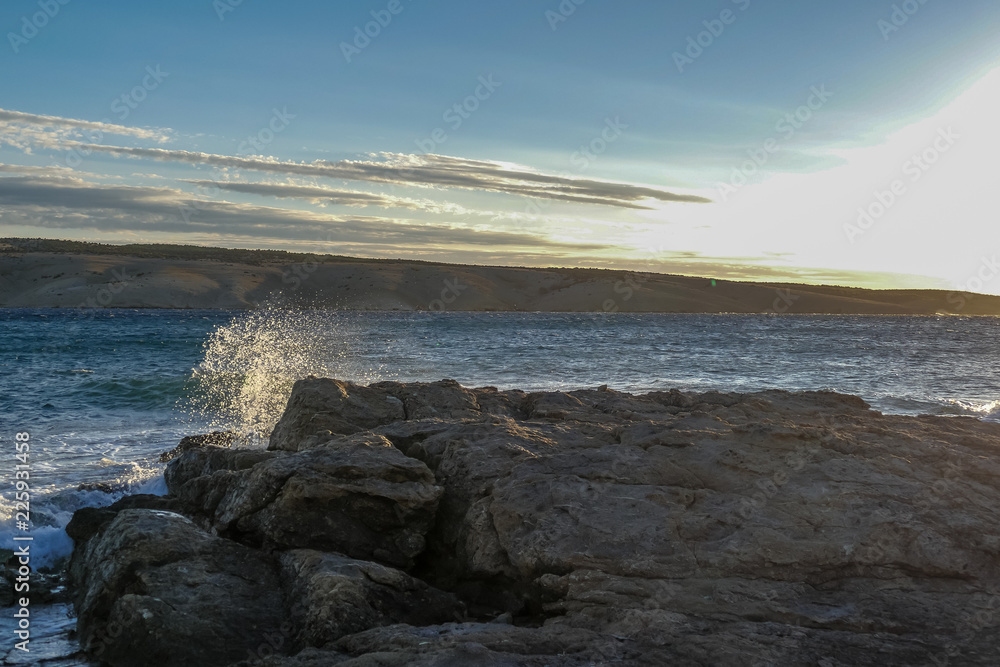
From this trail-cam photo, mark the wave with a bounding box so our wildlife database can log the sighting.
[937,398,1000,421]
[0,464,167,570]
[179,304,388,439]
[871,394,1000,422]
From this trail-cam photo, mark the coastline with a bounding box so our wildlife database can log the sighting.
[58,378,1000,665]
[3,239,999,314]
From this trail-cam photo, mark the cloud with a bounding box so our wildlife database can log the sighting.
[0,164,74,175]
[180,179,431,210]
[67,144,711,208]
[0,174,610,252]
[0,108,172,148]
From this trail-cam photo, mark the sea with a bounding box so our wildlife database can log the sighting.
[2,308,1000,661]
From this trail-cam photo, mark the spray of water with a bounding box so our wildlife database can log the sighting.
[180,304,387,441]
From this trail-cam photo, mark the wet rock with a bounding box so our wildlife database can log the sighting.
[76,481,117,493]
[164,447,279,521]
[65,494,185,543]
[159,430,236,462]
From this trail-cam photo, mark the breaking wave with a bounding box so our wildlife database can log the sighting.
[180,305,388,440]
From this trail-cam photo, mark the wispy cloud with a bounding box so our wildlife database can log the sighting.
[0,173,609,252]
[0,108,172,153]
[0,164,73,175]
[181,179,435,211]
[67,144,710,209]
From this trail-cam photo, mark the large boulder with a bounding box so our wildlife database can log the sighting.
[268,378,524,453]
[268,378,406,450]
[68,509,285,667]
[167,433,443,569]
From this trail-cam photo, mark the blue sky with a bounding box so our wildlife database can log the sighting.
[1,0,999,291]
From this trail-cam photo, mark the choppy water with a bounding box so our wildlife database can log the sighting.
[2,308,1000,571]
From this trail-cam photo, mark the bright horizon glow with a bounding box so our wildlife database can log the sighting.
[645,65,1000,292]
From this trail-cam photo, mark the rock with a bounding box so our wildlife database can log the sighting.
[374,379,482,420]
[236,623,625,666]
[269,378,405,450]
[159,430,236,462]
[76,481,117,493]
[280,549,464,649]
[268,378,530,453]
[168,433,443,568]
[332,622,633,666]
[164,447,279,521]
[69,509,285,667]
[66,494,185,543]
[68,379,1000,665]
[524,391,585,420]
[378,381,1000,663]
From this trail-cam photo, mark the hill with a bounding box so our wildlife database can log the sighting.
[0,238,994,314]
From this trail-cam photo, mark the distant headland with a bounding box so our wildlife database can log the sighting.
[1,238,996,314]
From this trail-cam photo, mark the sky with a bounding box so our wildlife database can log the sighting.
[0,0,998,292]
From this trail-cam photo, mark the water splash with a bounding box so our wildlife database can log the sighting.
[180,305,387,440]
[940,398,1000,421]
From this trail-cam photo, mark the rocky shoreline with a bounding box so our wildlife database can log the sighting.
[64,378,1000,665]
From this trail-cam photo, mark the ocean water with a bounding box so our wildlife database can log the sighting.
[2,308,1000,571]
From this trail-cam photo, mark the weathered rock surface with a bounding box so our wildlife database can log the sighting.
[159,430,237,462]
[280,549,464,649]
[69,379,1000,665]
[68,509,285,667]
[166,432,442,568]
[268,378,406,449]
